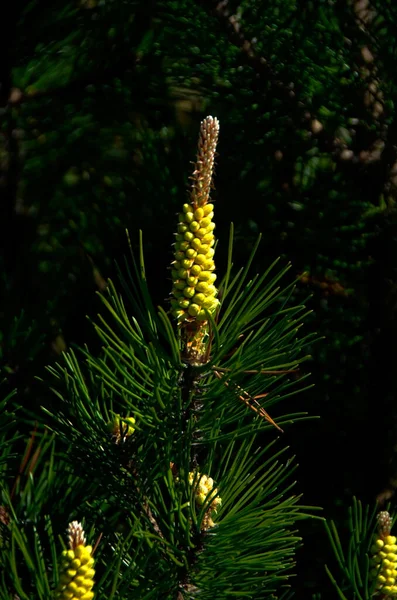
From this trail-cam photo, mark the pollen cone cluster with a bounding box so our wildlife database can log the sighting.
[54,522,95,600]
[370,511,397,596]
[188,471,222,530]
[170,116,220,326]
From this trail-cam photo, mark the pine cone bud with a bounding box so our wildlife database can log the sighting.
[188,471,222,531]
[108,413,136,444]
[370,512,397,595]
[54,522,95,600]
[171,117,220,326]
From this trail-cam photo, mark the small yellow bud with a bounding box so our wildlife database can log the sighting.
[203,203,214,215]
[202,232,214,244]
[194,208,204,219]
[83,569,95,579]
[183,287,195,298]
[181,259,194,269]
[188,304,200,317]
[184,231,194,242]
[383,559,391,567]
[189,221,200,232]
[66,569,77,579]
[203,296,218,309]
[178,299,190,309]
[388,553,397,562]
[196,228,207,239]
[190,264,201,276]
[200,217,212,228]
[198,270,211,281]
[191,238,202,251]
[194,254,206,265]
[196,281,209,293]
[193,293,206,305]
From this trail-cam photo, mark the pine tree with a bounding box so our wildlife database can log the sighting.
[0,116,317,598]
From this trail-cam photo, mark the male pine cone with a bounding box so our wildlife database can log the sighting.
[170,116,220,324]
[54,521,95,600]
[370,511,397,596]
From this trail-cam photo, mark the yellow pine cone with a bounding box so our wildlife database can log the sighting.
[54,545,95,600]
[188,471,222,530]
[171,202,219,324]
[171,115,220,327]
[54,522,95,600]
[370,527,397,595]
[108,413,136,443]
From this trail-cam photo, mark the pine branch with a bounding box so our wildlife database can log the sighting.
[198,0,343,156]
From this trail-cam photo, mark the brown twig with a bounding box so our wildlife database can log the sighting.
[92,532,103,555]
[213,369,283,432]
[10,423,38,500]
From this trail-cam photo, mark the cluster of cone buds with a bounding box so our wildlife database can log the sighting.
[54,522,95,600]
[170,116,220,325]
[108,413,136,444]
[171,202,219,323]
[188,471,222,530]
[370,511,397,596]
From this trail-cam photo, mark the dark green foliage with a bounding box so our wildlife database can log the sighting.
[1,236,318,598]
[324,499,395,600]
